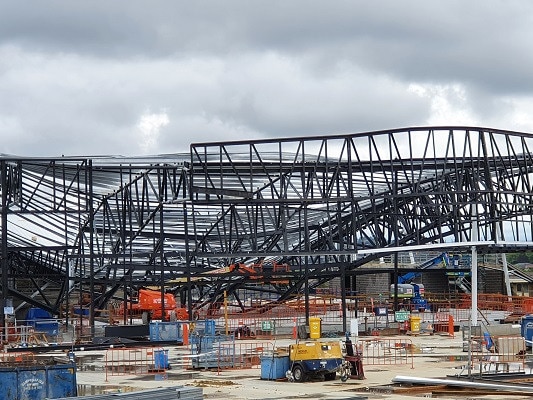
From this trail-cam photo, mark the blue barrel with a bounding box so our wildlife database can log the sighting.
[154,349,169,370]
[521,315,533,345]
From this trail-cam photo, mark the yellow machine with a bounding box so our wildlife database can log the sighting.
[286,317,353,382]
[288,340,348,382]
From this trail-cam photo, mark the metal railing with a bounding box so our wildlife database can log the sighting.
[105,346,169,381]
[356,338,414,369]
[462,335,526,376]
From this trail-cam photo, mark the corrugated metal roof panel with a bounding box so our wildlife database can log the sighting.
[55,385,203,400]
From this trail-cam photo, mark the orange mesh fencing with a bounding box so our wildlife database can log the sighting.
[0,351,35,366]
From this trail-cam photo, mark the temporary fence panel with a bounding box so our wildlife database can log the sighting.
[187,338,274,371]
[445,308,471,323]
[231,341,274,369]
[357,338,414,368]
[468,335,526,375]
[1,324,63,347]
[495,336,526,363]
[105,346,168,381]
[190,334,235,370]
[149,321,184,342]
[201,293,533,328]
[432,313,455,337]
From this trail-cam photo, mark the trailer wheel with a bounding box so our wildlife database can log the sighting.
[292,364,306,382]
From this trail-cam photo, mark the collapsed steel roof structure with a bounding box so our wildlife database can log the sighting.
[1,126,533,328]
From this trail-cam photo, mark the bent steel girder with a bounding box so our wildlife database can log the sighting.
[5,250,68,314]
[188,127,533,305]
[68,157,195,322]
[0,156,197,318]
[0,159,92,317]
[2,126,533,319]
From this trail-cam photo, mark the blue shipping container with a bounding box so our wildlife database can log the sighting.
[260,355,290,380]
[0,363,77,400]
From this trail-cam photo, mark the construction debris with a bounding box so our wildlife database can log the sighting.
[393,375,533,394]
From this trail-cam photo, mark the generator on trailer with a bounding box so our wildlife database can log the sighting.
[287,340,348,382]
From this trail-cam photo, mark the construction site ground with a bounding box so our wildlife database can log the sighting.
[68,330,533,400]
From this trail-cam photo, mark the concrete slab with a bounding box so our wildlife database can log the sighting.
[72,332,498,399]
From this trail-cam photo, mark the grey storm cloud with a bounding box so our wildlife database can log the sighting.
[1,1,533,157]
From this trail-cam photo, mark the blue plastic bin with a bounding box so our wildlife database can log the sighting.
[205,319,216,335]
[521,314,533,346]
[260,355,290,380]
[154,349,169,370]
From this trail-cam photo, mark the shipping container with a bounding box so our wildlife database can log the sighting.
[0,362,77,400]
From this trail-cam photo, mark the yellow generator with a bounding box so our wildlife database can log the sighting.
[288,341,347,382]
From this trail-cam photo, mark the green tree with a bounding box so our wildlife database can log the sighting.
[507,252,533,264]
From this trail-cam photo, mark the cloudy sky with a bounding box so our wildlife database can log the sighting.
[1,1,532,157]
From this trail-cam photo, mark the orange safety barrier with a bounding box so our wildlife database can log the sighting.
[183,323,189,345]
[458,293,523,313]
[441,308,470,323]
[524,298,533,314]
[0,351,35,366]
[203,291,533,322]
[433,314,455,337]
[180,291,533,345]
